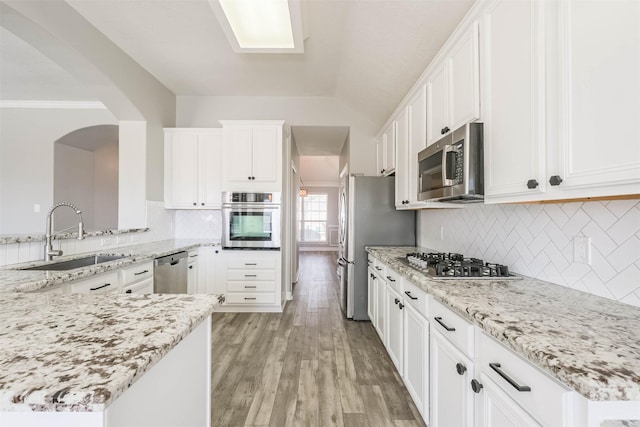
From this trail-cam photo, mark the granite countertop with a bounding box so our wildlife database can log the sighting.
[0,228,149,245]
[366,246,640,402]
[0,292,223,412]
[0,239,220,293]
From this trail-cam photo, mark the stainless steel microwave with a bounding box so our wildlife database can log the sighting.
[417,122,484,203]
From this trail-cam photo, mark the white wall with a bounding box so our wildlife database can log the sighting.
[176,96,377,176]
[300,156,340,186]
[299,186,339,250]
[0,107,117,234]
[93,141,118,230]
[417,200,640,308]
[54,144,95,230]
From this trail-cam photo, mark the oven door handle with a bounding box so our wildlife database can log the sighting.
[442,145,458,187]
[222,204,281,210]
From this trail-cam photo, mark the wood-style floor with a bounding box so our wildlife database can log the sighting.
[211,252,427,427]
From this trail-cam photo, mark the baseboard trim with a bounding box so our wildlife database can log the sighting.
[299,246,338,252]
[214,305,283,313]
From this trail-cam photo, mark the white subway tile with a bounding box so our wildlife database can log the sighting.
[6,244,19,265]
[18,243,31,263]
[0,244,7,266]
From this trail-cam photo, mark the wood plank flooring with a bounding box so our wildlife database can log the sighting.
[211,252,426,427]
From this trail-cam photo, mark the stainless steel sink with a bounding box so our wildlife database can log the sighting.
[20,255,128,271]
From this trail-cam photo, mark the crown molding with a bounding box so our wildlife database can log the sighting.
[0,100,107,109]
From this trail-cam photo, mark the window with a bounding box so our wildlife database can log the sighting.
[298,193,328,242]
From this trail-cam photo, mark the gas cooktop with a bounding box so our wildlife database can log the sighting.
[397,252,522,280]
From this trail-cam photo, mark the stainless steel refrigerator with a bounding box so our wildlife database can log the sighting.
[337,175,416,320]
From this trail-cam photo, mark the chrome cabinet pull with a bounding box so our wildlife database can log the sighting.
[245,274,257,277]
[244,285,257,289]
[489,363,531,392]
[434,316,456,331]
[244,297,257,300]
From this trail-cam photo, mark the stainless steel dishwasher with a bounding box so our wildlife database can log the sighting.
[154,251,188,294]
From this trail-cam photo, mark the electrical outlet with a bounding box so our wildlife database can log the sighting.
[34,204,40,213]
[574,236,592,265]
[439,226,444,240]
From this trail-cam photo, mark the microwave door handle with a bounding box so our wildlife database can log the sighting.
[442,145,457,187]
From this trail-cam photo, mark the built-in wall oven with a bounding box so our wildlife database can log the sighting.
[417,122,484,203]
[222,192,281,250]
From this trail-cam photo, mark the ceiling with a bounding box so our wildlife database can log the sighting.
[0,0,474,127]
[291,125,349,155]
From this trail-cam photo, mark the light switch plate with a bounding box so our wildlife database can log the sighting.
[574,236,592,265]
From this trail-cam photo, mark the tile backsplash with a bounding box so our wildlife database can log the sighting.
[174,210,222,240]
[0,201,175,267]
[417,199,640,307]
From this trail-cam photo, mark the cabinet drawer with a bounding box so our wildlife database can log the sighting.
[225,293,276,305]
[402,280,428,317]
[69,272,119,294]
[227,269,275,281]
[384,268,402,292]
[227,258,276,269]
[478,332,573,427]
[120,261,153,285]
[227,281,275,293]
[372,259,385,275]
[123,277,153,294]
[430,297,475,358]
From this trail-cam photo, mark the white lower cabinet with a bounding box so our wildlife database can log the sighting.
[474,373,540,427]
[385,285,404,374]
[472,332,575,427]
[69,272,120,294]
[367,267,377,324]
[375,267,386,340]
[403,301,429,420]
[187,250,199,294]
[430,328,475,427]
[220,250,282,311]
[120,261,154,294]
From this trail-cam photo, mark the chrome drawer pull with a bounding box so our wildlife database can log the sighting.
[245,263,257,266]
[244,285,257,289]
[386,275,396,282]
[434,316,456,331]
[134,270,149,276]
[245,274,257,277]
[90,283,111,291]
[489,363,531,392]
[404,291,418,300]
[244,297,257,300]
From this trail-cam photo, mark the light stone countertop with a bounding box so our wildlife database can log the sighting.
[0,228,149,245]
[366,246,640,402]
[0,292,222,412]
[0,239,219,293]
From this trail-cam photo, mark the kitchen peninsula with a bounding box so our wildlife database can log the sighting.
[0,292,220,427]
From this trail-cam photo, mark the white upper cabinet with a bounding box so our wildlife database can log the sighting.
[221,120,284,192]
[427,22,480,147]
[426,65,450,146]
[378,122,396,176]
[482,0,546,200]
[164,128,222,209]
[406,85,427,207]
[484,0,640,203]
[395,107,410,207]
[550,0,640,197]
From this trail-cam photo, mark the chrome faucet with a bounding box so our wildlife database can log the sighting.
[45,202,85,261]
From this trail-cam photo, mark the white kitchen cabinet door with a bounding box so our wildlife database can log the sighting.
[167,132,199,208]
[222,126,253,183]
[202,246,224,295]
[482,0,547,201]
[450,21,480,130]
[187,251,199,294]
[407,85,427,206]
[376,137,385,176]
[367,269,377,325]
[551,0,640,197]
[375,270,386,340]
[404,301,429,421]
[475,373,540,427]
[198,132,223,208]
[385,285,404,375]
[427,64,449,146]
[430,328,474,427]
[395,107,410,207]
[251,127,279,183]
[384,122,396,175]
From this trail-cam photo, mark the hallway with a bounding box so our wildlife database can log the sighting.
[211,252,426,427]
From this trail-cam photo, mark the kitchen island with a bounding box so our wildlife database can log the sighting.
[0,292,222,427]
[367,246,640,425]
